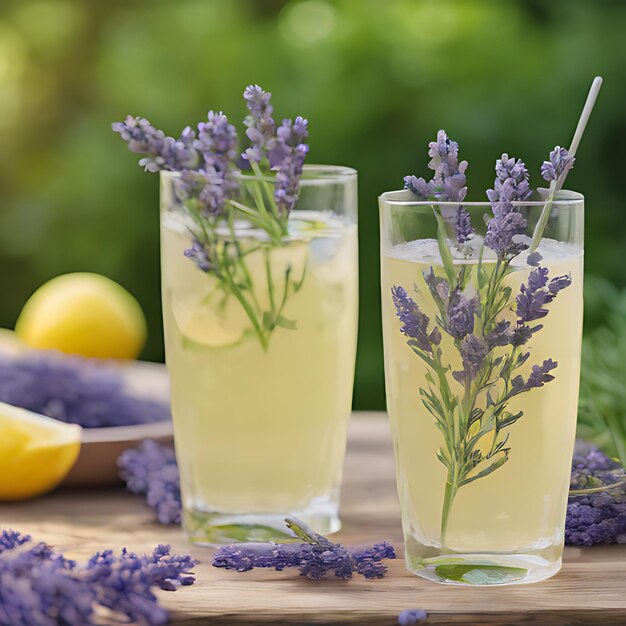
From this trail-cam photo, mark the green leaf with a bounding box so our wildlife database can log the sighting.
[460,450,509,486]
[433,209,456,285]
[262,311,275,330]
[435,564,527,585]
[275,315,297,330]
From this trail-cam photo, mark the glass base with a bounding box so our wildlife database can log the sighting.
[183,497,341,545]
[406,551,562,586]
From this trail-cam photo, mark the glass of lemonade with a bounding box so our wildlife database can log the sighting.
[380,190,584,584]
[161,165,358,544]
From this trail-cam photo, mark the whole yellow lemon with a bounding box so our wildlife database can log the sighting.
[16,273,147,359]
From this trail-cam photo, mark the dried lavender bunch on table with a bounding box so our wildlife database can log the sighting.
[113,85,310,350]
[0,350,169,427]
[0,530,197,626]
[567,448,626,545]
[212,517,396,580]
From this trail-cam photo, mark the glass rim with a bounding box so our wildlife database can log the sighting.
[161,164,357,186]
[379,188,584,207]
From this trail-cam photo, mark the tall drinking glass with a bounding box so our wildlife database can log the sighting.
[380,190,584,584]
[161,165,358,544]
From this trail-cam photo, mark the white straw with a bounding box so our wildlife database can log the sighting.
[529,76,603,251]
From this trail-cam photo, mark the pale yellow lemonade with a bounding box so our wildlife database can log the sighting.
[382,238,583,572]
[161,210,358,538]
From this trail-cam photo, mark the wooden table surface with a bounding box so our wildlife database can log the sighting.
[1,413,625,625]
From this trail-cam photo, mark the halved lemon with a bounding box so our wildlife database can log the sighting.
[0,402,81,501]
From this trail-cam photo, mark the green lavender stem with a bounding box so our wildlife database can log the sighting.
[440,476,458,547]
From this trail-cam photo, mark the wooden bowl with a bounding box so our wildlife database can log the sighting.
[64,420,174,487]
[62,360,173,488]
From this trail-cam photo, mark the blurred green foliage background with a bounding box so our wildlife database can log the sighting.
[0,0,624,409]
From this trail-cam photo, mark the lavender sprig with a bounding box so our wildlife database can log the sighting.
[404,130,474,244]
[484,154,532,257]
[212,517,395,580]
[118,440,182,525]
[391,286,440,352]
[394,130,577,542]
[114,85,311,351]
[243,84,276,164]
[112,117,201,172]
[0,531,197,626]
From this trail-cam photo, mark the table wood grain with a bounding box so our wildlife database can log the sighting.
[1,413,624,625]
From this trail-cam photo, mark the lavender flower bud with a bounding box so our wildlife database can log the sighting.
[446,289,478,340]
[453,334,488,383]
[118,440,182,525]
[486,320,514,349]
[243,84,276,164]
[404,130,473,243]
[541,146,575,182]
[485,154,532,257]
[516,267,571,323]
[271,118,309,216]
[196,111,238,172]
[524,359,558,389]
[391,286,438,353]
[403,175,434,198]
[112,117,201,172]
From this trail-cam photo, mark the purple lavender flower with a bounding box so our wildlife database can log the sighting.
[212,517,395,581]
[391,286,440,353]
[84,545,197,625]
[526,251,543,267]
[516,267,572,323]
[398,608,428,624]
[0,530,31,554]
[541,146,575,183]
[523,359,558,390]
[404,175,434,198]
[271,117,310,215]
[112,117,201,172]
[423,267,450,304]
[196,111,238,169]
[453,334,488,384]
[446,289,478,340]
[485,154,532,257]
[486,320,513,348]
[487,154,532,205]
[118,440,182,525]
[0,534,196,626]
[449,206,474,243]
[404,130,473,243]
[511,267,571,346]
[184,237,213,273]
[427,130,468,203]
[243,84,276,164]
[176,167,230,218]
[567,448,626,546]
[0,352,170,428]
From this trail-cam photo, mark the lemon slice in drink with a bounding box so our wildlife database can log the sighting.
[172,295,247,348]
[0,402,81,501]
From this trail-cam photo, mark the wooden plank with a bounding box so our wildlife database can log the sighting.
[1,413,624,625]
